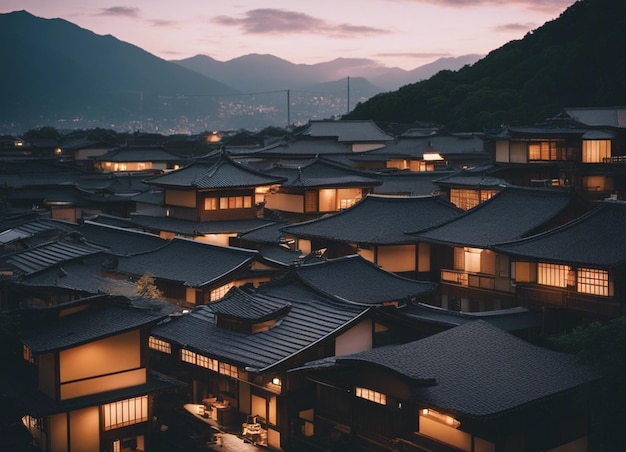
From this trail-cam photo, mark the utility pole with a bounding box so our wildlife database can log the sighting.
[287,89,290,127]
[347,77,350,114]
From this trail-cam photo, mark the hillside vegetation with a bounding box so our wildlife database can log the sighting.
[345,0,626,131]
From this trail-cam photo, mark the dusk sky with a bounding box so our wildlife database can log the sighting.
[2,0,577,70]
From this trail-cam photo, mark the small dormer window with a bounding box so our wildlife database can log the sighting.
[210,287,292,334]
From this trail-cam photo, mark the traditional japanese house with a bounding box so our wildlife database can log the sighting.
[149,256,434,450]
[260,254,437,309]
[281,194,462,279]
[103,237,260,307]
[56,136,118,166]
[412,186,590,312]
[493,200,626,330]
[299,119,394,152]
[488,107,626,201]
[0,234,108,308]
[262,157,382,220]
[297,320,599,452]
[350,132,488,172]
[19,295,181,452]
[148,284,372,450]
[74,172,156,219]
[432,164,508,210]
[134,151,286,244]
[93,145,184,173]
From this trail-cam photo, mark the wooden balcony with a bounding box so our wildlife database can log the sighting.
[516,284,623,318]
[440,269,514,294]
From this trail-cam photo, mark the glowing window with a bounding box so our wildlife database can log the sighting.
[181,349,197,364]
[204,198,217,210]
[148,336,171,354]
[218,196,252,210]
[210,282,235,301]
[219,362,239,379]
[355,387,387,405]
[577,268,609,296]
[197,354,219,372]
[23,345,36,364]
[582,140,611,163]
[103,396,148,431]
[538,263,568,288]
[450,189,480,211]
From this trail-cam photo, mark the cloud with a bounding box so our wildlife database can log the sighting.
[212,8,388,38]
[392,0,574,13]
[96,6,140,18]
[149,19,177,28]
[493,22,536,33]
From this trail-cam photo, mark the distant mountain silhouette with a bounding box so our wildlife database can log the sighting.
[172,54,482,93]
[0,10,237,131]
[345,0,626,131]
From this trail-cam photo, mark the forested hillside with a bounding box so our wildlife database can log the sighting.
[345,0,626,131]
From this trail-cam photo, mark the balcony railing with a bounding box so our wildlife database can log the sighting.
[517,284,622,317]
[602,155,626,164]
[440,269,514,293]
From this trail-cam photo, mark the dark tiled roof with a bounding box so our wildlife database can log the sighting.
[208,287,291,321]
[286,255,436,305]
[132,189,164,205]
[9,185,86,205]
[130,214,277,236]
[413,186,584,247]
[16,256,137,298]
[0,217,75,245]
[250,137,352,157]
[366,134,486,158]
[433,165,508,188]
[389,303,540,332]
[22,303,166,353]
[493,201,626,268]
[372,171,453,196]
[282,195,461,244]
[144,153,285,189]
[94,146,182,162]
[266,158,381,188]
[2,237,106,274]
[152,285,369,371]
[113,238,257,287]
[257,245,303,267]
[77,221,166,256]
[563,106,626,128]
[337,320,599,418]
[237,222,287,245]
[301,120,394,142]
[76,173,154,195]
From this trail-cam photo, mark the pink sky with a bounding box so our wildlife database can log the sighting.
[1,0,576,70]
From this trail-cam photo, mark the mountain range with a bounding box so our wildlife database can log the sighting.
[0,10,480,134]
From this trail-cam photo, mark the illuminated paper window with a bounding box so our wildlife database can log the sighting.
[577,268,610,296]
[197,354,219,372]
[355,386,387,406]
[148,336,171,354]
[582,140,611,163]
[219,362,239,379]
[103,396,148,431]
[181,349,197,364]
[538,263,568,288]
[204,197,217,210]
